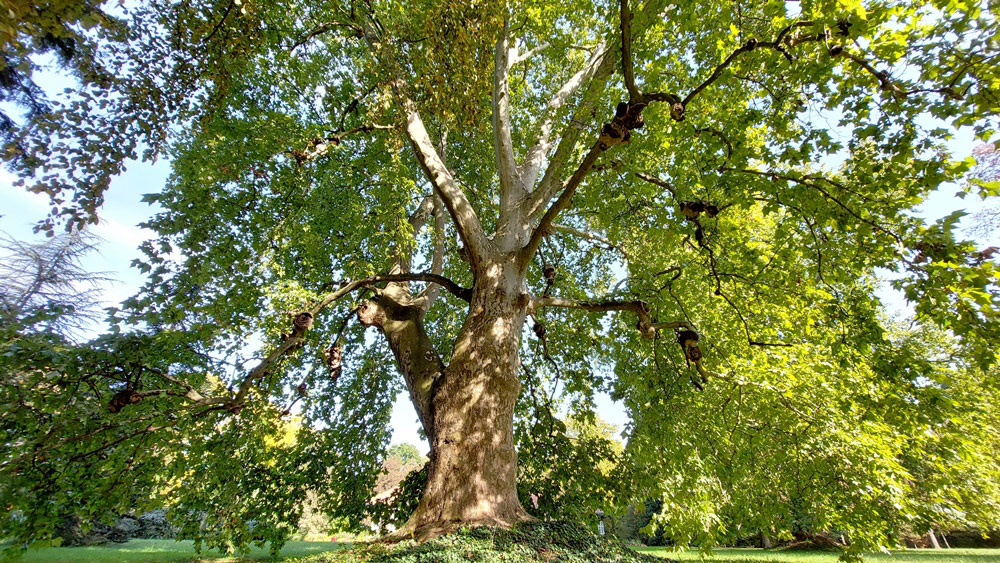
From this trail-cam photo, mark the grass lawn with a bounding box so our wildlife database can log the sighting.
[12,540,1000,562]
[13,539,349,562]
[638,546,1000,563]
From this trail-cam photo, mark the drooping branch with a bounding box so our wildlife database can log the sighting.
[680,22,818,107]
[833,48,906,97]
[719,166,903,247]
[227,271,471,409]
[550,223,629,257]
[684,40,775,106]
[617,18,819,123]
[338,83,381,131]
[289,124,394,165]
[694,126,733,162]
[634,171,678,199]
[291,20,365,52]
[400,95,490,265]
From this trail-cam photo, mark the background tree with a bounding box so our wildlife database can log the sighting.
[622,318,1000,551]
[0,230,107,336]
[2,0,999,558]
[969,143,1000,239]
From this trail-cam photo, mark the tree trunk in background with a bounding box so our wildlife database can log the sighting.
[928,530,941,549]
[762,531,772,548]
[393,259,533,539]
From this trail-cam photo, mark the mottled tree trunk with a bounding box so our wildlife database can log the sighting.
[393,259,533,539]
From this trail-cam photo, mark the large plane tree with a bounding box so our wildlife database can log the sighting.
[2,0,999,555]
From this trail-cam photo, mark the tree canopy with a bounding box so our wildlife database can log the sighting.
[2,0,999,559]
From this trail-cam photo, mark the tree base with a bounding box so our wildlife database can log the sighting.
[383,511,535,543]
[324,521,671,562]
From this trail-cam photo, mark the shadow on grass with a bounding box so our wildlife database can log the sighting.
[638,546,1000,563]
[11,539,350,562]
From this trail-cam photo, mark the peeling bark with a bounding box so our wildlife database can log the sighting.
[391,257,533,540]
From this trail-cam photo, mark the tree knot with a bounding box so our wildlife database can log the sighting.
[324,344,343,381]
[357,300,387,327]
[677,329,702,364]
[293,312,314,333]
[599,101,649,149]
[108,389,142,413]
[670,102,685,122]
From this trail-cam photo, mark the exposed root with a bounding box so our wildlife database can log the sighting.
[333,521,667,562]
[383,508,535,543]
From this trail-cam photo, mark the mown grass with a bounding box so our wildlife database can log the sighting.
[639,546,1000,563]
[13,540,1000,562]
[14,539,348,562]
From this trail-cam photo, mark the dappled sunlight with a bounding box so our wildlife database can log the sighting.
[639,547,1000,563]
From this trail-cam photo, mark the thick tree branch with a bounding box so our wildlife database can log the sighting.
[524,47,615,218]
[522,3,677,239]
[520,42,612,193]
[530,295,695,329]
[416,196,447,309]
[401,96,491,265]
[620,0,640,102]
[532,295,650,315]
[520,45,648,269]
[511,42,550,66]
[320,273,472,307]
[520,141,607,270]
[531,295,706,376]
[493,21,522,212]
